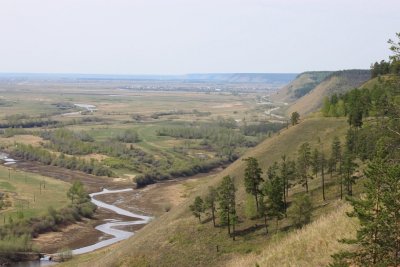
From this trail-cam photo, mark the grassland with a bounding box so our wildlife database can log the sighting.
[0,79,287,188]
[58,116,356,267]
[0,165,69,224]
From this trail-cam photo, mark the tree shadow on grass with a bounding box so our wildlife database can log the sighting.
[201,217,213,224]
[234,224,266,237]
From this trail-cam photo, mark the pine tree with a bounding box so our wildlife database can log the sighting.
[297,142,312,193]
[311,148,320,180]
[217,175,237,239]
[263,163,285,232]
[287,194,312,228]
[322,97,331,116]
[279,155,289,215]
[319,150,327,201]
[205,186,218,227]
[258,196,268,235]
[331,137,342,172]
[189,196,205,222]
[336,159,400,266]
[286,160,297,196]
[243,157,263,212]
[291,111,300,125]
[342,151,358,196]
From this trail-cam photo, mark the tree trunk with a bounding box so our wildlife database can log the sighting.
[346,171,351,195]
[340,175,343,200]
[322,165,325,201]
[283,188,287,217]
[211,206,216,227]
[232,220,235,241]
[227,211,231,235]
[264,215,268,235]
[286,178,289,197]
[255,193,259,212]
[305,175,309,193]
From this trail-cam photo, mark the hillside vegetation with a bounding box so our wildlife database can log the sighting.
[225,202,357,267]
[287,70,370,116]
[62,117,349,267]
[270,71,333,103]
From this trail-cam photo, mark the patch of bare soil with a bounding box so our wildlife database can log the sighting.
[32,205,142,253]
[95,167,224,216]
[33,219,104,254]
[14,161,126,192]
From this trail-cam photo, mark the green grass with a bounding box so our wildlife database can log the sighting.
[0,165,69,223]
[0,181,16,191]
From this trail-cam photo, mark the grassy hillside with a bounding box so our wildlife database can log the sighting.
[270,71,333,103]
[225,202,357,267]
[288,70,370,116]
[61,117,351,267]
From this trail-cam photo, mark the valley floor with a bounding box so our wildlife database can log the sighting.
[7,158,224,254]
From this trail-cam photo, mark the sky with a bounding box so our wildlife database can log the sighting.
[0,0,399,74]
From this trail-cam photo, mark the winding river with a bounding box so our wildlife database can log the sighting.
[72,188,152,255]
[12,188,152,266]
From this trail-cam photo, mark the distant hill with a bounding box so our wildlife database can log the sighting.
[181,73,298,83]
[287,69,370,115]
[0,72,298,84]
[270,71,333,102]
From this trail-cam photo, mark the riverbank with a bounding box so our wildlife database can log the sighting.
[0,154,224,260]
[28,165,224,254]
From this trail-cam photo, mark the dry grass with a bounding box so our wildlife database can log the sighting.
[270,72,315,103]
[225,202,357,267]
[0,134,44,147]
[287,71,370,116]
[78,153,109,161]
[288,76,341,116]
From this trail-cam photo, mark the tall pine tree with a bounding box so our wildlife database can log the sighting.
[297,142,312,193]
[218,175,237,239]
[243,157,263,212]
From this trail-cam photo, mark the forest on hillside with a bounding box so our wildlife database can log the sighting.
[189,33,400,267]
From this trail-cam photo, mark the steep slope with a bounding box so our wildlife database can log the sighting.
[270,71,333,103]
[62,117,349,267]
[288,69,370,116]
[226,202,357,267]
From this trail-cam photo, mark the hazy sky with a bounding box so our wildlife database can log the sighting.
[0,0,399,74]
